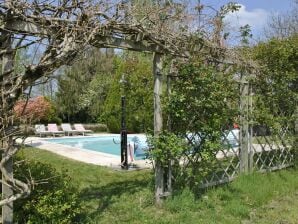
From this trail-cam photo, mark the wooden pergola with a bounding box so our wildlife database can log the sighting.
[0,4,190,223]
[0,1,240,222]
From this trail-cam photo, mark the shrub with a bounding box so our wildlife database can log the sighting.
[147,131,186,166]
[84,123,108,132]
[14,153,81,223]
[106,116,121,133]
[14,96,59,124]
[49,116,62,125]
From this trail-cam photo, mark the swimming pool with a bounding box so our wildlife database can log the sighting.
[46,135,148,160]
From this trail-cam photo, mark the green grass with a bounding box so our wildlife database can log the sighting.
[18,147,298,224]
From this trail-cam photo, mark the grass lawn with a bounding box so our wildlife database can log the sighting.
[18,147,298,224]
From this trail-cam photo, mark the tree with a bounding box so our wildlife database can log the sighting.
[14,96,57,124]
[265,0,298,39]
[56,48,115,123]
[251,35,298,126]
[102,52,153,133]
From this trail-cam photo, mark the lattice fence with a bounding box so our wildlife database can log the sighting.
[179,130,241,188]
[177,81,297,189]
[251,101,296,172]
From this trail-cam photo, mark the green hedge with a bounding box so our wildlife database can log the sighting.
[83,123,108,132]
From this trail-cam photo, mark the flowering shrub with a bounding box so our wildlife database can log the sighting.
[14,96,56,123]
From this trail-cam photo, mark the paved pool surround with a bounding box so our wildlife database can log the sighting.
[21,134,152,170]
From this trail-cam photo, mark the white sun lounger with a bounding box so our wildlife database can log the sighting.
[34,124,52,137]
[74,124,93,136]
[61,123,78,136]
[47,123,64,137]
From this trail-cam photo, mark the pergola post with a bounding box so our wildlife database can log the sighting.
[1,30,14,224]
[153,53,164,204]
[165,60,176,195]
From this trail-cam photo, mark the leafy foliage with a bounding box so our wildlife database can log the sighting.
[55,48,115,123]
[148,62,239,189]
[102,52,153,133]
[14,96,59,124]
[83,123,108,132]
[56,50,154,132]
[14,153,81,224]
[251,35,298,128]
[147,131,186,166]
[239,24,252,45]
[166,63,238,134]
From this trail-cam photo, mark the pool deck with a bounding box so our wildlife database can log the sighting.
[22,134,152,170]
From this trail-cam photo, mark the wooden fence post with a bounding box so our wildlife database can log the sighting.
[248,84,254,172]
[240,77,249,173]
[295,106,298,164]
[153,53,164,204]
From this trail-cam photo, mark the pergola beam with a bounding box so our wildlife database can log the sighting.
[1,19,168,54]
[90,36,164,54]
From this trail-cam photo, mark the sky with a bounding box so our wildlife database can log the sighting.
[201,0,295,40]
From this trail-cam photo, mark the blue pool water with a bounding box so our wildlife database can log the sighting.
[46,135,148,160]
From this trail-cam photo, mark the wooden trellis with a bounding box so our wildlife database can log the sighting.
[180,78,296,189]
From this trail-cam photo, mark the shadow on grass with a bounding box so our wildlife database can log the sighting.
[77,177,152,221]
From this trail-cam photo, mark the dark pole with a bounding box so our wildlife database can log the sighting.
[121,96,128,169]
